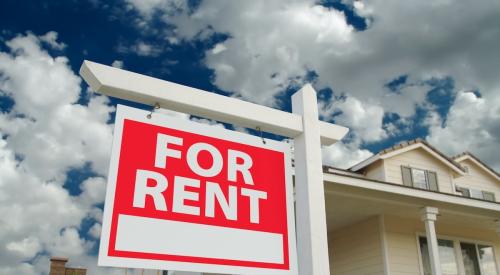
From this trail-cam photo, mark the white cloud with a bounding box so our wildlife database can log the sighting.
[211,43,226,55]
[0,32,114,275]
[321,96,386,142]
[197,2,354,106]
[111,60,124,68]
[79,177,107,206]
[427,91,500,170]
[6,237,42,259]
[125,0,184,19]
[322,141,373,169]
[126,0,500,168]
[47,228,90,258]
[39,31,66,50]
[135,41,161,56]
[381,82,431,118]
[88,223,102,239]
[0,33,114,181]
[117,41,162,57]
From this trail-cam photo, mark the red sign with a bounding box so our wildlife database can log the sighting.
[99,105,297,275]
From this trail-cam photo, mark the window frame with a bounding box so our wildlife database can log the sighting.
[412,168,430,190]
[463,165,470,174]
[456,186,471,197]
[416,233,500,275]
[455,185,496,202]
[401,165,439,191]
[482,191,496,202]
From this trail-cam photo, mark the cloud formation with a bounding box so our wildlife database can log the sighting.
[0,32,116,275]
[126,0,500,168]
[427,91,500,169]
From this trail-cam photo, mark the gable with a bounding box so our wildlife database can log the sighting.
[380,143,464,176]
[454,155,500,182]
[458,158,499,184]
[350,140,464,176]
[454,158,500,200]
[382,147,456,193]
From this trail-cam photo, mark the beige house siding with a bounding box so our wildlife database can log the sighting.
[384,216,424,275]
[384,215,500,275]
[329,217,385,275]
[365,160,386,182]
[454,158,500,201]
[382,148,455,194]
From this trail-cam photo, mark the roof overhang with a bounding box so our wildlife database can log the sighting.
[324,172,500,215]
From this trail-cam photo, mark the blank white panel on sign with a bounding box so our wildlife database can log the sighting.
[115,214,284,264]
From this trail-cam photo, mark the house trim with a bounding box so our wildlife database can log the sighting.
[324,172,500,212]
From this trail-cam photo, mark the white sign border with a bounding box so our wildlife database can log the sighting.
[99,104,298,275]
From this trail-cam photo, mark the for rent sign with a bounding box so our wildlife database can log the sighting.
[99,105,297,275]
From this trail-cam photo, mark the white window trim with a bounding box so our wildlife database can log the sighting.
[415,232,500,275]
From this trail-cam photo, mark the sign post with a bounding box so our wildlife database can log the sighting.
[80,61,348,275]
[292,86,331,274]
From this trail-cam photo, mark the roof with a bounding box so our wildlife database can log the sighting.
[349,138,466,175]
[453,152,500,181]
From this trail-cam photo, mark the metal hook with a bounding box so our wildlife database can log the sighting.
[147,102,161,119]
[256,126,266,144]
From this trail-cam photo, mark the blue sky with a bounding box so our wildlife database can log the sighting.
[0,0,499,274]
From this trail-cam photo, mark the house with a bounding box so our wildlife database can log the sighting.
[106,139,499,275]
[325,139,500,275]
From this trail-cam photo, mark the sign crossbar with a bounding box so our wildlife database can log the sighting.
[80,61,348,145]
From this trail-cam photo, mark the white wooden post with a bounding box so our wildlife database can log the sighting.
[292,84,331,275]
[420,207,441,275]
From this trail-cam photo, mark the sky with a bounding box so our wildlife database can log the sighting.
[0,0,499,274]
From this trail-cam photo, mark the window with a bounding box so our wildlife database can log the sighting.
[461,242,482,275]
[470,189,485,200]
[463,165,470,174]
[401,166,439,191]
[455,186,496,202]
[419,237,459,275]
[456,186,471,197]
[482,192,496,202]
[412,168,429,189]
[419,236,499,275]
[479,245,498,275]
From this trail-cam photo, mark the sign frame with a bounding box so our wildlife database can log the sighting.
[98,104,298,275]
